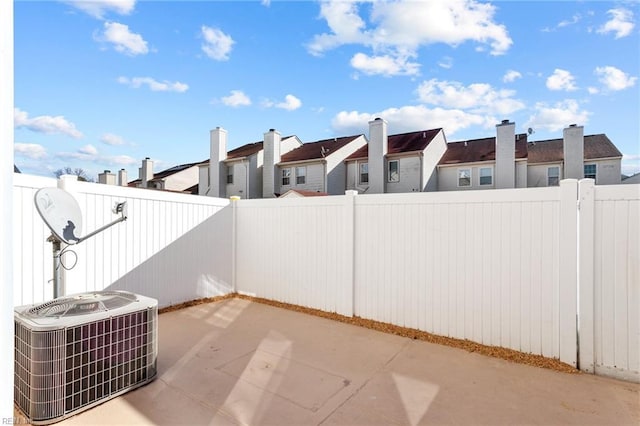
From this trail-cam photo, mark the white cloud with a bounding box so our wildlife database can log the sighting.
[276,94,302,111]
[79,144,98,156]
[503,70,522,83]
[97,21,148,56]
[201,26,234,61]
[118,76,189,92]
[332,105,486,137]
[597,8,635,39]
[546,69,577,91]
[307,0,512,76]
[416,79,525,116]
[587,86,599,94]
[350,52,420,76]
[221,90,252,107]
[524,99,590,132]
[100,133,125,146]
[105,154,138,166]
[557,14,581,28]
[263,94,302,111]
[14,108,83,139]
[63,0,136,19]
[594,66,637,91]
[438,56,453,69]
[57,145,99,161]
[14,143,47,159]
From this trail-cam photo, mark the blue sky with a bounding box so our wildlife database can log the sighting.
[13,0,640,180]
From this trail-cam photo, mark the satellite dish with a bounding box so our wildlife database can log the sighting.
[527,127,534,135]
[34,187,128,299]
[35,187,83,245]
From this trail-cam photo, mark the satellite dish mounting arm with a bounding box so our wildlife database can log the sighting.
[77,202,128,244]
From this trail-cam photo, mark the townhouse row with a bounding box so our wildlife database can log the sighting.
[102,118,624,197]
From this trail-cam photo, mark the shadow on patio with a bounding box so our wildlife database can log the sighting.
[52,298,638,425]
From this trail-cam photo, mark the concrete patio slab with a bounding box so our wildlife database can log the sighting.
[49,298,638,425]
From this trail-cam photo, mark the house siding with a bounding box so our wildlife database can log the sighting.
[162,166,200,192]
[386,156,422,193]
[589,158,621,185]
[528,163,563,187]
[423,131,448,191]
[346,160,369,193]
[437,163,497,191]
[326,135,367,195]
[516,161,528,188]
[278,162,326,194]
[225,160,248,198]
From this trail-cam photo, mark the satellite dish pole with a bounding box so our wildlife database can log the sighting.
[34,187,128,299]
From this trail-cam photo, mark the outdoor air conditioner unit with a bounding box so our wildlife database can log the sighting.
[14,291,158,425]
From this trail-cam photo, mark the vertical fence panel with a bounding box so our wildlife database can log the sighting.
[13,176,230,308]
[12,174,57,305]
[352,187,566,361]
[590,184,640,382]
[234,195,354,316]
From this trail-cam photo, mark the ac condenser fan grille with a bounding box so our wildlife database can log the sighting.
[26,291,138,318]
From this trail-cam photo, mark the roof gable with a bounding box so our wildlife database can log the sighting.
[280,135,363,163]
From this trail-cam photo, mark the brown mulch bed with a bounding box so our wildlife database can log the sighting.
[160,293,579,375]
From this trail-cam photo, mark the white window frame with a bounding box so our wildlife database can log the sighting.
[388,160,399,183]
[359,162,368,184]
[295,166,306,185]
[584,163,597,180]
[457,168,471,187]
[479,167,493,186]
[281,168,291,186]
[547,166,560,186]
[226,164,234,184]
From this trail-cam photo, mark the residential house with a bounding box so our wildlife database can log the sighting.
[128,157,205,193]
[437,120,528,191]
[345,118,448,193]
[274,133,367,197]
[202,127,303,199]
[203,127,366,198]
[526,126,622,186]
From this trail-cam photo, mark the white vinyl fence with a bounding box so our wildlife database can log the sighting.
[12,174,639,382]
[13,174,232,308]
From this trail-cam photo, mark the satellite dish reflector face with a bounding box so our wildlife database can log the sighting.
[34,187,83,244]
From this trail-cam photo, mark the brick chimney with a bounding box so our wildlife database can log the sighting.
[139,158,153,188]
[98,170,116,185]
[368,117,388,194]
[262,128,281,198]
[209,127,227,197]
[563,124,584,180]
[495,119,515,189]
[118,168,127,186]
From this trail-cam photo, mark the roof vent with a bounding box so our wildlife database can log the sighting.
[269,128,275,132]
[422,132,426,138]
[104,170,111,173]
[569,124,577,127]
[501,119,510,124]
[145,157,150,160]
[374,117,382,121]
